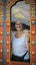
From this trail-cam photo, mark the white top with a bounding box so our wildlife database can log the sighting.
[11,32,29,59]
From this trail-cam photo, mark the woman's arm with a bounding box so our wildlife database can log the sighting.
[23,30,30,51]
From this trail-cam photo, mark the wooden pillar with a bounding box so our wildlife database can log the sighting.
[30,3,36,65]
[0,2,4,65]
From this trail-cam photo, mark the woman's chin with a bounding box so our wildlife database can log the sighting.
[16,29,20,31]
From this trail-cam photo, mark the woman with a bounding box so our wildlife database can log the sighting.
[11,20,30,62]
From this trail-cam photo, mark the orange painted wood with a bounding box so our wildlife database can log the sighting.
[6,62,9,65]
[6,45,10,50]
[0,20,3,23]
[31,55,36,63]
[0,3,4,6]
[6,40,10,44]
[0,27,3,32]
[10,61,30,65]
[6,20,10,23]
[6,36,10,41]
[6,53,10,60]
[31,45,36,53]
[31,25,35,33]
[35,20,36,32]
[0,36,3,40]
[31,35,36,41]
[0,44,3,50]
[0,63,3,65]
[0,52,3,59]
[6,27,10,32]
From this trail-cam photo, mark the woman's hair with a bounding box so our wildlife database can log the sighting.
[15,20,22,25]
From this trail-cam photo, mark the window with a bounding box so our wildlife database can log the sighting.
[10,0,30,63]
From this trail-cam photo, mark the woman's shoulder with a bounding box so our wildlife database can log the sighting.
[23,29,30,35]
[23,29,30,38]
[23,29,30,41]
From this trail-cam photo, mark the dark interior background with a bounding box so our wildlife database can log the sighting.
[11,22,30,31]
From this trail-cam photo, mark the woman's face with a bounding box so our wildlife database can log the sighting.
[15,21,22,31]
